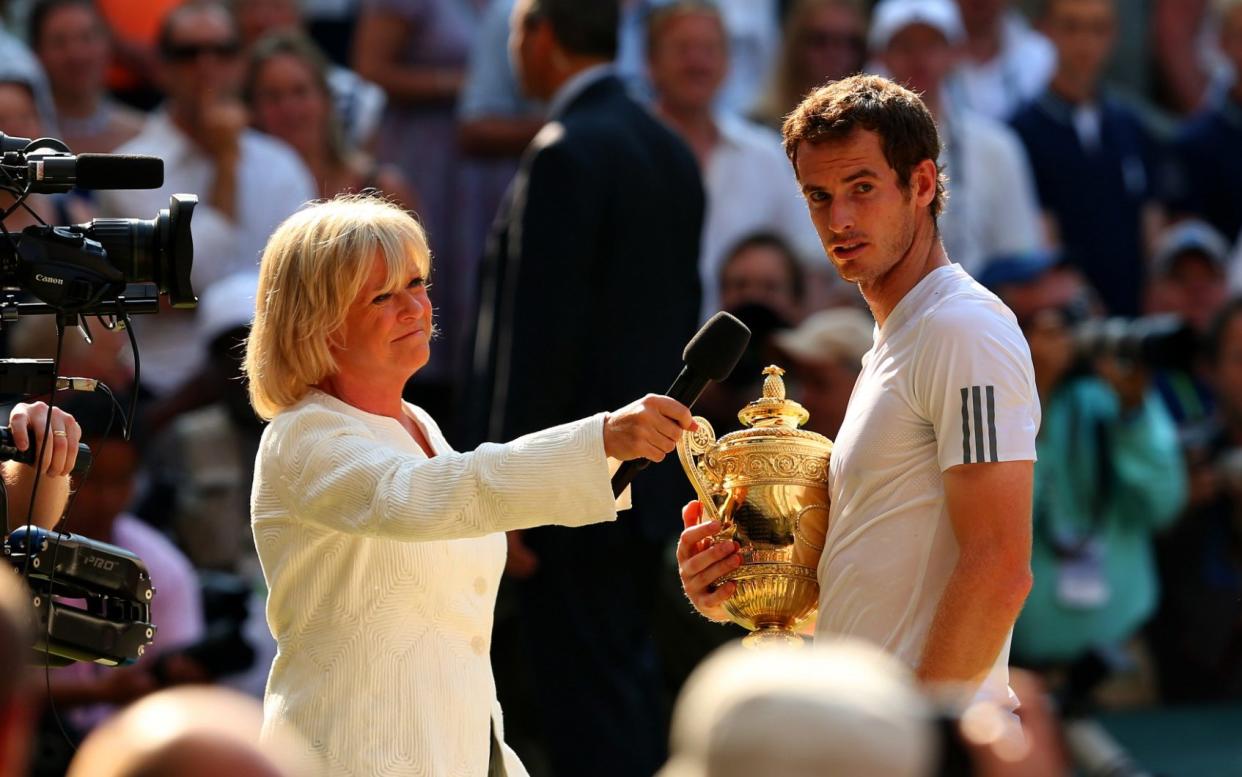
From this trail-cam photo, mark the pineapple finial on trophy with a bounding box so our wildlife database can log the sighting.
[761,365,787,400]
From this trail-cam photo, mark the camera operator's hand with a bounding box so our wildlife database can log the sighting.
[8,401,80,477]
[4,402,80,530]
[1094,356,1149,415]
[602,394,696,463]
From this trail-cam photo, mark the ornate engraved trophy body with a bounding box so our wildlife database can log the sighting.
[677,366,833,645]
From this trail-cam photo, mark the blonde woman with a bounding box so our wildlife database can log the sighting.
[244,32,415,209]
[245,194,692,776]
[752,0,866,130]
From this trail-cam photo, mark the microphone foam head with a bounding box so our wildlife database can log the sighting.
[684,312,751,382]
[76,154,165,190]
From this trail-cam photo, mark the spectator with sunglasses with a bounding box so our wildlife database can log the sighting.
[95,0,314,400]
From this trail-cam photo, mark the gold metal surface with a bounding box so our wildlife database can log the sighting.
[678,366,833,646]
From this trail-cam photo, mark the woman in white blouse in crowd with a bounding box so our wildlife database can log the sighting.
[243,194,692,777]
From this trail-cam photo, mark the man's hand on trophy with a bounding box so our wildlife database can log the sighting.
[602,394,696,462]
[677,501,741,623]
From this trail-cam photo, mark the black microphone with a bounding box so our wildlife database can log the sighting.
[611,312,751,497]
[25,153,164,193]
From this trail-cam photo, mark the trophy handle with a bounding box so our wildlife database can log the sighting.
[677,416,725,523]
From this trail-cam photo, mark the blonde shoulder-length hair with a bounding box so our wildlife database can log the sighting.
[245,194,432,420]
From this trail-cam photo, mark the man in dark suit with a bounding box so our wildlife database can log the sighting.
[467,1,703,775]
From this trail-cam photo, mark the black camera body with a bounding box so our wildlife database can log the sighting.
[8,196,197,313]
[0,131,194,667]
[1074,314,1198,372]
[0,131,197,317]
[6,526,156,666]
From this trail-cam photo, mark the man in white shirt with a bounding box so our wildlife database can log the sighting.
[869,0,1045,277]
[645,1,824,321]
[618,0,780,117]
[678,73,1040,716]
[950,0,1056,120]
[96,0,313,396]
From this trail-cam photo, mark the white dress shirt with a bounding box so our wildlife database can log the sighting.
[937,105,1046,276]
[699,114,822,320]
[96,112,314,394]
[948,11,1056,121]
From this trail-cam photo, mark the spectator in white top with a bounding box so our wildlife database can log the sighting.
[751,0,868,132]
[229,0,387,150]
[619,0,782,116]
[951,0,1057,120]
[96,0,314,398]
[870,0,1045,277]
[646,1,823,321]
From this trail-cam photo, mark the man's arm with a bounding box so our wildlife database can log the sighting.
[916,459,1033,686]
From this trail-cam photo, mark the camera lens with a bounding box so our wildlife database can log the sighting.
[76,194,197,308]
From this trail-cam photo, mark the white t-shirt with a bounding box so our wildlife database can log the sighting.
[815,264,1040,709]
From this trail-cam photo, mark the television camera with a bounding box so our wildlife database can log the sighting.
[1,131,197,667]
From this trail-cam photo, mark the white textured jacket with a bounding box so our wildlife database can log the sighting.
[252,390,621,776]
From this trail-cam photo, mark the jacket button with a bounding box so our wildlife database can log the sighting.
[474,577,487,595]
[471,636,486,655]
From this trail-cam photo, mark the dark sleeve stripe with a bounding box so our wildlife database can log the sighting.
[986,385,999,462]
[972,385,986,467]
[960,387,972,464]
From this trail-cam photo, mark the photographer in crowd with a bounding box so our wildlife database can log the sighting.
[1152,298,1242,701]
[982,253,1186,711]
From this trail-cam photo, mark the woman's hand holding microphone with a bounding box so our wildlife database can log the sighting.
[601,394,696,463]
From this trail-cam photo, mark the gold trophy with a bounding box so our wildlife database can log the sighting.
[678,366,833,646]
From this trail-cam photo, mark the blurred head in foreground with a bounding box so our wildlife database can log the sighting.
[66,686,311,777]
[658,638,937,777]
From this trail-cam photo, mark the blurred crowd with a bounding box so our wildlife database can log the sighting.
[1,0,1242,775]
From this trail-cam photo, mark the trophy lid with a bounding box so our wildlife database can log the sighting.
[737,366,811,430]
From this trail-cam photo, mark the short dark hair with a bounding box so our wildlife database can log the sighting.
[157,0,238,59]
[644,0,724,58]
[1207,296,1242,365]
[27,0,100,52]
[782,74,947,220]
[720,231,806,304]
[525,0,619,59]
